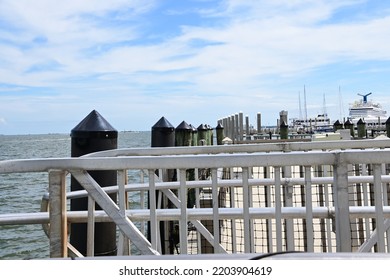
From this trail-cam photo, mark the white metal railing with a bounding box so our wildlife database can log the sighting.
[1,139,390,258]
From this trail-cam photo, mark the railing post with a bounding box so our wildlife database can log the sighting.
[283,165,294,251]
[211,168,221,253]
[48,170,67,258]
[274,166,283,252]
[117,170,129,255]
[148,169,158,252]
[373,164,385,252]
[179,169,188,254]
[333,152,352,252]
[304,166,314,252]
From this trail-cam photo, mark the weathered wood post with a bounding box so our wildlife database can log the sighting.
[176,121,192,147]
[197,124,208,146]
[216,122,224,145]
[190,124,198,146]
[176,121,195,207]
[257,112,262,136]
[386,117,390,138]
[333,120,343,132]
[70,110,118,256]
[357,118,366,139]
[344,119,354,138]
[280,121,288,140]
[245,115,250,140]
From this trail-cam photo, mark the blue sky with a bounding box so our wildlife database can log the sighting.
[1,0,390,134]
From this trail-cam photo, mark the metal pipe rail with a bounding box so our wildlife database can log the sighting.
[1,140,390,258]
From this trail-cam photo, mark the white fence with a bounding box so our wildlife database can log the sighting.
[1,139,390,258]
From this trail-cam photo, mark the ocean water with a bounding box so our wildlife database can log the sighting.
[0,131,151,259]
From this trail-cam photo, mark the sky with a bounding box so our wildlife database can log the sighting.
[1,0,390,135]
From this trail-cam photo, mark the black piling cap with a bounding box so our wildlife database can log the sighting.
[357,118,365,125]
[152,116,174,131]
[216,123,224,130]
[344,119,353,126]
[197,124,208,131]
[71,110,118,138]
[280,121,288,128]
[189,124,197,132]
[176,121,192,131]
[386,117,390,124]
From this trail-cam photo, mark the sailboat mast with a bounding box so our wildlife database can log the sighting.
[323,93,327,117]
[299,91,303,120]
[304,85,308,122]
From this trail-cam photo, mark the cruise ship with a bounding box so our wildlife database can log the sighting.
[348,93,388,126]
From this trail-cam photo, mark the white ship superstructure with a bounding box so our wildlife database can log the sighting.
[349,93,388,126]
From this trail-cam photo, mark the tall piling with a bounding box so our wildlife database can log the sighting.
[151,116,175,148]
[197,124,208,146]
[245,115,250,140]
[175,121,192,147]
[216,122,224,145]
[333,120,343,132]
[70,110,118,256]
[257,112,262,134]
[386,117,390,138]
[344,119,355,138]
[357,118,366,139]
[190,124,198,146]
[176,121,196,209]
[280,121,289,139]
[151,116,175,254]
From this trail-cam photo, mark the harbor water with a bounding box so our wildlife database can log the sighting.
[0,131,151,259]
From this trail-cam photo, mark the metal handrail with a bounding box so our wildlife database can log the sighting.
[1,139,390,258]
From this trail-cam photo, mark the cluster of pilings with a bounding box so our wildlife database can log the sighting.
[333,117,390,139]
[68,111,227,257]
[151,116,225,148]
[220,110,390,142]
[218,112,262,142]
[150,116,227,254]
[218,111,302,143]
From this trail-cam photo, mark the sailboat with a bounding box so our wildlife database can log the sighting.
[290,87,333,133]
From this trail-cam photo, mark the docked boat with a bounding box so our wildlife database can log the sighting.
[290,113,333,134]
[348,93,388,127]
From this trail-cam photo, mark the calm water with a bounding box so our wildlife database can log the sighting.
[0,131,151,259]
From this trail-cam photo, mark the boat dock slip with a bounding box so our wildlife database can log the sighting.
[1,138,390,258]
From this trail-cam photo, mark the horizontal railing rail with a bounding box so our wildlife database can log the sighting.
[1,139,390,258]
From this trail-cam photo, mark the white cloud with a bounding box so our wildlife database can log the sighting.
[1,0,390,134]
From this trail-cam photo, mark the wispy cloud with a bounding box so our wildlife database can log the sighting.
[1,0,390,134]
